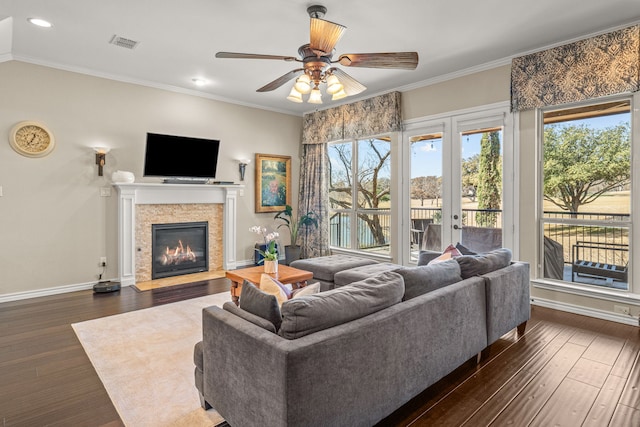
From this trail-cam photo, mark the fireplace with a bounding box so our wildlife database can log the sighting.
[115,183,239,286]
[151,221,209,279]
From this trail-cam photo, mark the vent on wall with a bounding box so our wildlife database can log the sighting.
[109,35,139,50]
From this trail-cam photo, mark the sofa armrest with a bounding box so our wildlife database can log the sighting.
[482,261,531,344]
[201,306,289,426]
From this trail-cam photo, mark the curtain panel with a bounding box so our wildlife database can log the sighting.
[298,91,402,257]
[511,25,640,112]
[298,143,331,258]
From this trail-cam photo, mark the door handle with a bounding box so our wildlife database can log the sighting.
[453,225,459,230]
[453,214,459,220]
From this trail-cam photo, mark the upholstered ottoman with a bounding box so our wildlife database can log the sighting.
[334,262,399,287]
[290,255,377,291]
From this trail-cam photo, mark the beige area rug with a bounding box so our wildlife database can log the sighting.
[72,292,231,427]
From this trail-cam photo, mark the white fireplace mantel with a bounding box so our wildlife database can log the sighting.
[114,183,240,286]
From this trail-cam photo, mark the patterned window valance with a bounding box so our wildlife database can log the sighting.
[511,25,640,112]
[302,91,402,144]
[302,108,344,144]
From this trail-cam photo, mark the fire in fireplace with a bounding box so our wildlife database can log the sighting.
[151,221,209,279]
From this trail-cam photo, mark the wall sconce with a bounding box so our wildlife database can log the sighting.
[94,147,110,176]
[238,158,251,181]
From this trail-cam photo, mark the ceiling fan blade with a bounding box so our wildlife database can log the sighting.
[310,18,346,56]
[330,68,366,96]
[215,52,298,62]
[337,52,419,70]
[257,69,305,92]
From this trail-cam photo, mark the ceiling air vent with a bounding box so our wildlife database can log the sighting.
[109,35,139,50]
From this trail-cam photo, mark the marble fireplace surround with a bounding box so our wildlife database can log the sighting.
[114,183,240,286]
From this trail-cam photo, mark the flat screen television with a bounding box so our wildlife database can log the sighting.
[143,132,220,181]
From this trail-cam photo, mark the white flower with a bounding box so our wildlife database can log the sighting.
[249,225,267,235]
[265,232,279,241]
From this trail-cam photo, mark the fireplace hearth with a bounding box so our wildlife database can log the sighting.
[152,221,209,279]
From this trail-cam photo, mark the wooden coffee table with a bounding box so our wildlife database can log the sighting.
[226,264,313,305]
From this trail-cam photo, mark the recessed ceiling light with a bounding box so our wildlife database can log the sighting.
[27,18,53,28]
[192,78,207,87]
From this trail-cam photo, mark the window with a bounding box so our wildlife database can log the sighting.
[540,99,631,291]
[329,137,391,256]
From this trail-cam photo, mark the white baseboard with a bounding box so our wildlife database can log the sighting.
[532,297,639,326]
[237,258,257,268]
[0,278,121,303]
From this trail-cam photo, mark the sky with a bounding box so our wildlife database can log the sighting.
[327,112,630,181]
[410,112,630,179]
[410,133,484,178]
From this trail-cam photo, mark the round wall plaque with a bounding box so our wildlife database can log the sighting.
[9,121,56,157]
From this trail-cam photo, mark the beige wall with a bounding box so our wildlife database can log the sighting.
[0,61,302,297]
[402,65,511,120]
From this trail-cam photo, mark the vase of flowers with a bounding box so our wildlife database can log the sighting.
[250,226,279,269]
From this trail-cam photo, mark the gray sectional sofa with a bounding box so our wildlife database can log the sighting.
[194,250,530,427]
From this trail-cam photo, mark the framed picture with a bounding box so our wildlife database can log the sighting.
[255,153,291,213]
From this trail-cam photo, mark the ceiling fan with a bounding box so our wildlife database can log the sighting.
[215,5,418,104]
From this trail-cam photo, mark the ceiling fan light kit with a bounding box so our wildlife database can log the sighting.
[294,74,312,94]
[215,5,418,104]
[308,88,324,104]
[331,88,347,101]
[287,87,303,103]
[326,74,343,94]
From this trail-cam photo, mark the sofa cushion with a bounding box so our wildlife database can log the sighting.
[333,262,399,287]
[456,248,513,279]
[239,280,282,331]
[223,301,277,333]
[290,255,377,282]
[278,271,404,340]
[393,259,463,300]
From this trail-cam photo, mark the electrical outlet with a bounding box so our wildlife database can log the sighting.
[100,257,107,267]
[100,187,111,197]
[614,305,630,315]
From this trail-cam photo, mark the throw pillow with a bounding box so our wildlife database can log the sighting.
[291,282,321,298]
[259,274,291,306]
[278,271,404,340]
[239,280,282,331]
[222,301,277,333]
[393,259,463,300]
[455,242,477,255]
[417,250,441,266]
[456,248,513,279]
[427,244,463,265]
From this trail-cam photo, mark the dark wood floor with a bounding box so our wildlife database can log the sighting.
[1,280,640,427]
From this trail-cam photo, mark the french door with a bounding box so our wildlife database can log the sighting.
[403,104,515,263]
